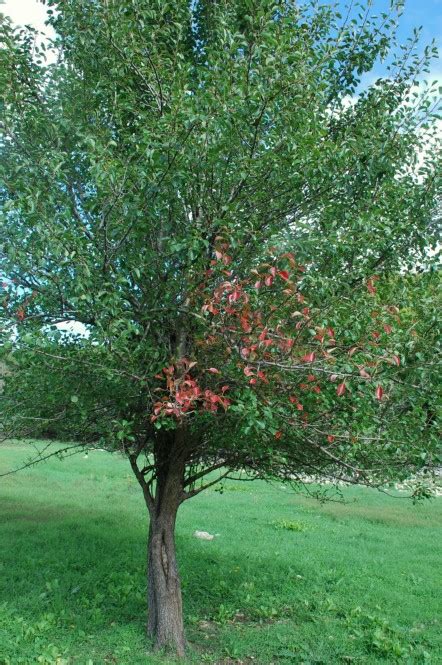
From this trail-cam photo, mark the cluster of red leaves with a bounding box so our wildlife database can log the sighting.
[202,253,343,378]
[202,251,310,361]
[211,238,233,267]
[151,359,230,422]
[153,249,403,427]
[201,248,402,407]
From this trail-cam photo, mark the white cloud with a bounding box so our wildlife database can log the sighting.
[1,0,53,35]
[1,0,56,62]
[55,321,89,339]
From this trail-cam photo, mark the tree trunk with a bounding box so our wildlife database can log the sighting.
[147,503,185,657]
[143,434,187,657]
[130,428,188,656]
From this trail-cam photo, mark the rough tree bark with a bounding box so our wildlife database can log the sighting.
[146,489,185,656]
[131,429,188,656]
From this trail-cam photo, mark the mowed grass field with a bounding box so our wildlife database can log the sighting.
[0,442,441,664]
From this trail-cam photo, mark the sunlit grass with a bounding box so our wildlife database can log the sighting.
[0,441,440,664]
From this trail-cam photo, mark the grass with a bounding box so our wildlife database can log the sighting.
[0,441,441,664]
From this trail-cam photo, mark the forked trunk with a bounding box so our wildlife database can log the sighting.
[147,503,185,657]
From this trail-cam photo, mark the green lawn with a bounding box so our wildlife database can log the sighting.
[0,442,440,664]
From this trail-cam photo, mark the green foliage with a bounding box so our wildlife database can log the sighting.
[0,0,440,482]
[0,2,440,652]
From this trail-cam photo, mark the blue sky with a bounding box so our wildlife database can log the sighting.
[397,0,442,80]
[332,0,442,83]
[396,0,442,46]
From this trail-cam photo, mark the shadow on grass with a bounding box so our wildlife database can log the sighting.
[0,495,300,634]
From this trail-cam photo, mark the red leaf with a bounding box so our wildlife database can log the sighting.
[249,377,257,385]
[383,324,392,334]
[265,275,274,287]
[375,385,384,400]
[221,385,229,393]
[254,281,261,289]
[229,288,241,303]
[367,275,379,295]
[206,302,219,315]
[392,354,400,366]
[367,280,376,295]
[274,431,282,440]
[243,366,254,377]
[278,270,290,281]
[215,250,223,260]
[206,368,221,374]
[270,266,277,277]
[336,382,346,397]
[301,352,315,363]
[240,316,252,333]
[359,368,371,379]
[281,252,296,266]
[327,435,335,443]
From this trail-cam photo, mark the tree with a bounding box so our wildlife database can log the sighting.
[0,0,440,656]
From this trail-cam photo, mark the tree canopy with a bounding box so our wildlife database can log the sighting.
[0,0,440,655]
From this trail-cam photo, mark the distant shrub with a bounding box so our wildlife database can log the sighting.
[272,519,309,532]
